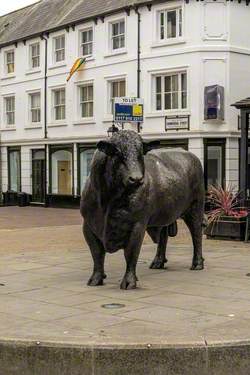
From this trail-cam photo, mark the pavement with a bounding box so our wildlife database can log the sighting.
[1,206,250,374]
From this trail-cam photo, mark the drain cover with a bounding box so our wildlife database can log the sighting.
[102,303,125,309]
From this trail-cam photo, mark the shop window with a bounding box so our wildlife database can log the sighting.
[8,147,21,192]
[239,140,250,196]
[79,147,95,193]
[50,148,73,195]
[204,139,225,189]
[159,139,188,151]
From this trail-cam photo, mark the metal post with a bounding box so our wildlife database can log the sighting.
[240,110,249,200]
[135,7,141,133]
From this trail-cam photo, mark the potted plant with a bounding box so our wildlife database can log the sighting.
[205,185,248,241]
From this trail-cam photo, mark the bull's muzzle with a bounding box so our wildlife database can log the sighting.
[127,176,144,187]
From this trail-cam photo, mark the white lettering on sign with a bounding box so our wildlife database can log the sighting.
[114,97,144,106]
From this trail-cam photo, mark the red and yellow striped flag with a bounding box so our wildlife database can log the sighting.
[66,57,86,82]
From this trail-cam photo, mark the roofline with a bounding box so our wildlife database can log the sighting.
[2,0,248,49]
[0,0,163,49]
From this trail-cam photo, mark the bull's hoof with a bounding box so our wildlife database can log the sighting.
[190,258,204,271]
[120,273,137,290]
[150,257,167,269]
[87,272,106,286]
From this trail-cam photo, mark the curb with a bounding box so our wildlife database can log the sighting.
[1,339,250,375]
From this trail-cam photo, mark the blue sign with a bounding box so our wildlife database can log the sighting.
[114,98,144,123]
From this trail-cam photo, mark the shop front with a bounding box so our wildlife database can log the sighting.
[47,144,77,207]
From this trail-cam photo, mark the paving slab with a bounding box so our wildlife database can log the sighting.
[0,207,250,374]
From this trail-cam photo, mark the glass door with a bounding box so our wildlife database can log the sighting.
[204,139,226,189]
[32,150,45,202]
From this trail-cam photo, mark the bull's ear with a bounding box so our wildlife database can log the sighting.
[97,140,118,157]
[143,140,160,154]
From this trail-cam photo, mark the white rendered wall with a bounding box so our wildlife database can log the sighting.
[0,0,250,194]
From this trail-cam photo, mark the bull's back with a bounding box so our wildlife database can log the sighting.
[146,148,203,184]
[145,148,204,225]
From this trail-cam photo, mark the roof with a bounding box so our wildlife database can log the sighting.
[231,97,250,109]
[0,0,153,48]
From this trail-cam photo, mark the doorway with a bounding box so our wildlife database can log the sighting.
[32,150,45,202]
[58,160,71,194]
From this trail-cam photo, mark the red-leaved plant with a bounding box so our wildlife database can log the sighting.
[206,185,248,226]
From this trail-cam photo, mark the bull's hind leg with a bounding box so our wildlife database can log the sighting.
[148,227,168,269]
[183,201,204,271]
[83,223,106,286]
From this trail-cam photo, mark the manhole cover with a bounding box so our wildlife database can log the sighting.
[102,303,125,309]
[246,273,250,277]
[0,283,5,286]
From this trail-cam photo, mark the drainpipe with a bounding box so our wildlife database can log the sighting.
[135,6,141,133]
[41,34,48,206]
[0,133,2,205]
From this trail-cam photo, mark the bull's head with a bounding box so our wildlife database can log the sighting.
[97,130,159,190]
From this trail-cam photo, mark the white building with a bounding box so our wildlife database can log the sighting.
[0,0,249,206]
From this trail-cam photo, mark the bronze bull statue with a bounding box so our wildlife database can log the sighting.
[80,130,204,290]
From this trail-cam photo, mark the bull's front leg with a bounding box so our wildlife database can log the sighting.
[120,223,146,290]
[83,223,106,286]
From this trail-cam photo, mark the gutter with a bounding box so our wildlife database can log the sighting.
[1,0,249,49]
[0,1,158,49]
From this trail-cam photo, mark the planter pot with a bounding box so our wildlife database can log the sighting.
[205,216,247,241]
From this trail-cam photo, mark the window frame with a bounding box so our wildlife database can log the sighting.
[77,144,96,195]
[5,50,15,74]
[4,96,15,126]
[80,27,93,58]
[158,7,183,42]
[8,146,21,192]
[204,138,226,190]
[110,19,126,52]
[108,79,126,114]
[79,83,94,119]
[30,42,40,69]
[53,35,65,63]
[154,71,187,112]
[52,87,66,121]
[29,92,41,124]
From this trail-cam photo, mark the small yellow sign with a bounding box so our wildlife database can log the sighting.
[133,104,143,116]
